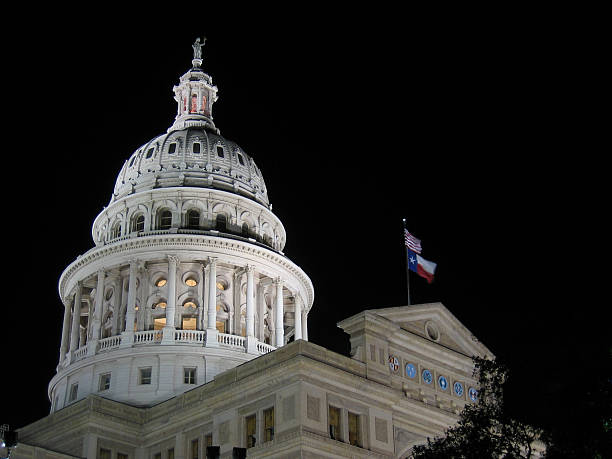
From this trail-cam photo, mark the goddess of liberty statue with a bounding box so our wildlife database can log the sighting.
[192,37,206,60]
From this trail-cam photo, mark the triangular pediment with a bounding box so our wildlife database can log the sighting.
[365,302,492,358]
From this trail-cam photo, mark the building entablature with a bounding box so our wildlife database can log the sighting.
[92,187,285,251]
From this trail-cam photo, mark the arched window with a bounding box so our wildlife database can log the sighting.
[132,214,145,233]
[111,222,122,239]
[159,210,172,230]
[186,210,200,229]
[242,222,250,237]
[191,94,197,113]
[192,142,201,154]
[216,214,227,232]
[216,304,229,334]
[202,95,208,115]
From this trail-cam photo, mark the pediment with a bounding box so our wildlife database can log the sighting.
[368,302,492,358]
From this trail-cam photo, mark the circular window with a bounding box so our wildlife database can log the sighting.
[183,301,197,309]
[185,278,197,287]
[438,375,448,390]
[156,278,167,287]
[422,370,433,384]
[153,301,167,309]
[454,382,464,397]
[468,387,478,402]
[216,279,228,291]
[405,363,417,379]
[425,321,440,341]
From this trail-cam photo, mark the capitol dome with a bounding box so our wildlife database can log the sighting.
[50,40,313,411]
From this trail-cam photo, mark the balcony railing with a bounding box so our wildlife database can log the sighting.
[65,329,275,366]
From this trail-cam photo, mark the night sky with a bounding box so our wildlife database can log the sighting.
[3,10,606,445]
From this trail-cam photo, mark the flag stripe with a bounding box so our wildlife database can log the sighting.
[404,229,422,253]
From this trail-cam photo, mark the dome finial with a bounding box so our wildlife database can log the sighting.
[192,37,206,68]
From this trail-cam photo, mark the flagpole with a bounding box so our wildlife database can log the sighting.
[402,218,411,305]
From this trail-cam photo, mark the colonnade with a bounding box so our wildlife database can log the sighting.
[58,256,309,364]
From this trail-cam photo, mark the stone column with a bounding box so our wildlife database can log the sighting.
[245,265,257,353]
[59,299,71,364]
[88,269,105,356]
[197,262,205,330]
[205,258,218,347]
[294,296,303,341]
[162,256,178,344]
[120,261,138,347]
[70,283,83,353]
[274,278,284,347]
[302,309,309,341]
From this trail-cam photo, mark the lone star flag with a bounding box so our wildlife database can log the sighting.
[407,249,437,284]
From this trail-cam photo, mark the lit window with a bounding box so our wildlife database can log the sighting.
[139,367,152,385]
[159,210,172,230]
[69,383,78,402]
[329,406,341,440]
[184,301,197,309]
[245,414,256,448]
[117,453,128,459]
[184,367,197,384]
[191,94,197,113]
[216,146,224,158]
[99,373,111,391]
[168,448,174,459]
[216,282,226,291]
[205,434,212,448]
[154,302,167,309]
[264,407,275,442]
[100,449,111,459]
[185,278,198,287]
[168,143,177,154]
[154,318,166,330]
[182,317,197,330]
[348,412,361,447]
[192,143,201,154]
[156,278,167,287]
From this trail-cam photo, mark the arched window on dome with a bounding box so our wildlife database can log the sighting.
[202,95,208,115]
[131,214,145,233]
[215,214,227,232]
[242,223,250,237]
[192,142,201,154]
[186,209,200,229]
[216,303,229,334]
[111,222,122,240]
[158,210,172,230]
[191,94,197,113]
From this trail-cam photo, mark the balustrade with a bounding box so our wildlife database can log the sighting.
[98,335,122,352]
[218,332,246,348]
[175,329,206,343]
[134,330,163,344]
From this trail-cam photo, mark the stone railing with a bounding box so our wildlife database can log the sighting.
[256,342,276,354]
[175,329,206,343]
[73,344,89,360]
[218,333,246,348]
[134,330,163,344]
[98,335,122,352]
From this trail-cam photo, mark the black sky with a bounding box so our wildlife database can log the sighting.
[3,9,607,441]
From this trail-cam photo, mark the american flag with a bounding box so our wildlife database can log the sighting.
[404,229,422,254]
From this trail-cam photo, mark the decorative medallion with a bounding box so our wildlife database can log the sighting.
[405,363,416,379]
[422,369,433,384]
[438,375,448,390]
[388,355,399,373]
[454,381,464,397]
[469,387,478,402]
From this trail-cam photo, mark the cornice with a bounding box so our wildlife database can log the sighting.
[58,233,314,308]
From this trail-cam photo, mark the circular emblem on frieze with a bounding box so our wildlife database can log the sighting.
[454,381,464,397]
[469,387,478,402]
[422,369,433,384]
[388,355,399,372]
[405,363,417,379]
[438,375,448,390]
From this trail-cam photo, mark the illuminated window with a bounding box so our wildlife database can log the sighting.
[159,210,172,230]
[191,94,197,113]
[205,434,212,448]
[348,412,361,447]
[154,318,166,330]
[168,448,174,459]
[202,95,207,114]
[99,449,111,459]
[139,367,152,385]
[117,453,128,459]
[99,373,111,391]
[245,414,256,448]
[156,278,167,287]
[185,277,198,287]
[154,302,167,310]
[216,281,226,291]
[168,143,177,154]
[329,406,341,440]
[182,317,197,330]
[184,367,197,384]
[264,407,275,442]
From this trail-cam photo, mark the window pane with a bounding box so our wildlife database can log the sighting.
[329,406,341,440]
[168,449,174,459]
[100,449,111,459]
[246,414,256,448]
[140,367,152,384]
[191,439,199,459]
[193,143,201,154]
[168,143,177,154]
[348,412,361,447]
[264,407,274,442]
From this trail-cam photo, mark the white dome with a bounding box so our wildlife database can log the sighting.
[112,127,269,207]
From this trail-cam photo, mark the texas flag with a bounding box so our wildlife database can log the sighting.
[407,249,437,283]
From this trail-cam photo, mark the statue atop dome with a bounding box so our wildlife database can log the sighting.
[192,37,206,60]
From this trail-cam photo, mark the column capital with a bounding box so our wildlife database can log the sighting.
[167,255,180,265]
[273,276,283,286]
[245,264,255,273]
[208,257,218,266]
